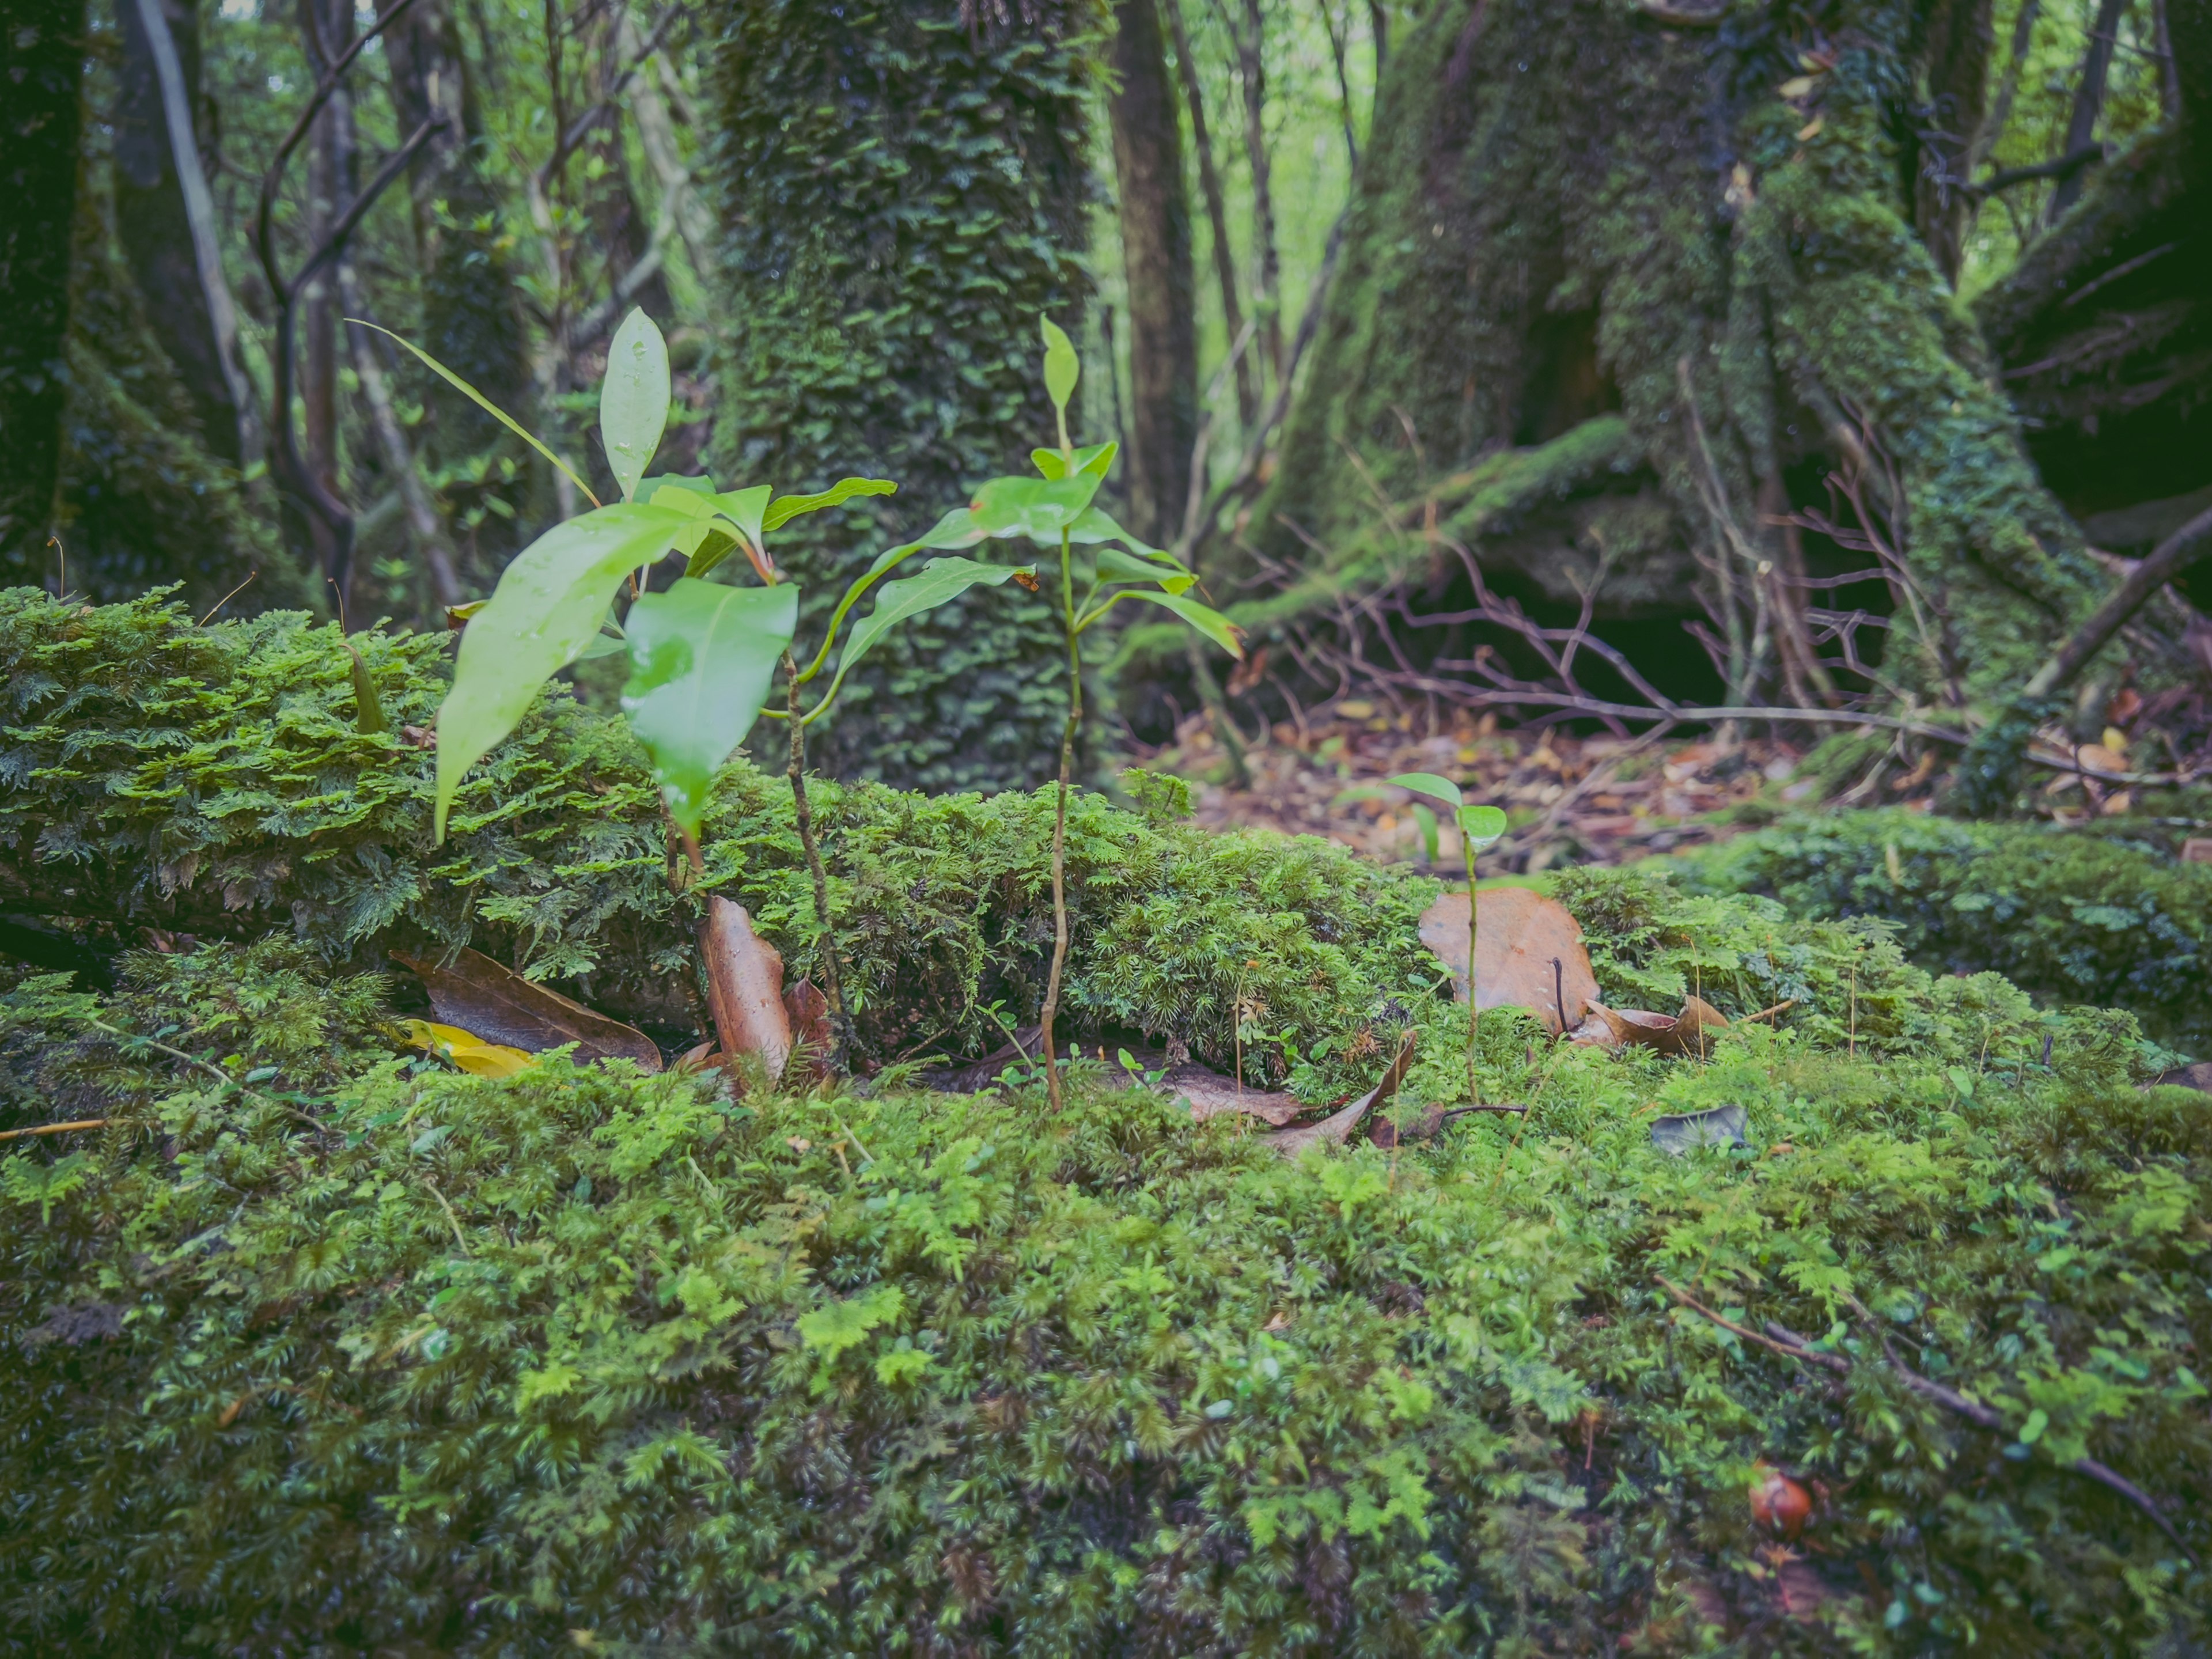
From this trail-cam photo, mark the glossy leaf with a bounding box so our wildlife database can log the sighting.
[435,502,691,840]
[681,485,774,579]
[1094,544,1196,595]
[1457,804,1509,850]
[399,1018,538,1080]
[967,475,1101,543]
[350,318,600,507]
[1089,588,1244,657]
[1387,772,1465,810]
[763,476,898,531]
[806,557,1029,722]
[621,578,799,835]
[1041,316,1079,422]
[795,510,990,685]
[1031,441,1116,480]
[600,309,670,502]
[345,643,388,734]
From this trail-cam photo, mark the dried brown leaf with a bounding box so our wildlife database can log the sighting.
[1658,994,1730,1057]
[1165,1066,1304,1127]
[783,979,834,1085]
[1265,1029,1416,1156]
[1418,888,1597,1033]
[698,896,792,1090]
[391,947,661,1071]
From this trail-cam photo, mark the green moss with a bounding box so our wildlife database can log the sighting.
[1669,808,2212,1052]
[2,904,2207,1651]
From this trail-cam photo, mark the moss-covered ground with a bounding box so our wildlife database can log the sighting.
[3,591,2210,1652]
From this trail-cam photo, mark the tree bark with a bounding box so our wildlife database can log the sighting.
[0,0,84,579]
[1229,0,1284,384]
[1165,0,1256,430]
[1226,0,2109,709]
[298,0,357,607]
[113,0,247,467]
[2048,0,2130,221]
[1108,0,1199,546]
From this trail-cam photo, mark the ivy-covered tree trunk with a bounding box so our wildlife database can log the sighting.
[1240,0,2114,709]
[706,0,1101,793]
[0,0,84,579]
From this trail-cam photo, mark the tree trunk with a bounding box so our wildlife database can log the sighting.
[299,0,356,605]
[383,0,532,570]
[112,0,247,468]
[2047,0,2130,222]
[1234,0,2109,710]
[0,0,84,579]
[706,0,1097,794]
[1976,0,2212,601]
[1109,0,1199,546]
[1165,0,1256,430]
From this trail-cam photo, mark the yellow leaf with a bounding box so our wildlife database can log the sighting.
[1778,75,1816,99]
[2100,726,2128,757]
[1797,116,1823,141]
[399,1018,538,1078]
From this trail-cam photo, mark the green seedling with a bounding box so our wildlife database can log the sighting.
[893,317,1241,1109]
[1388,773,1508,1106]
[373,308,1025,1066]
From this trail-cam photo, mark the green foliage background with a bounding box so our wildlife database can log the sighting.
[706,0,1106,792]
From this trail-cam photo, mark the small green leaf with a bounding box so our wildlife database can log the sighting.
[1089,588,1244,657]
[1410,802,1440,864]
[793,510,990,686]
[344,642,388,734]
[1032,441,1117,480]
[1041,316,1080,419]
[762,476,898,531]
[349,318,601,507]
[642,472,717,500]
[967,475,1102,543]
[797,1283,904,1360]
[1094,544,1196,594]
[600,309,670,503]
[806,557,1029,721]
[2018,1407,2048,1445]
[647,482,717,517]
[1457,804,1509,850]
[434,502,694,840]
[684,486,774,578]
[621,578,800,836]
[1386,772,1464,810]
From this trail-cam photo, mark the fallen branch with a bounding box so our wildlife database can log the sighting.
[1968,142,2103,198]
[1658,1277,2193,1558]
[0,1119,110,1142]
[2024,503,2212,700]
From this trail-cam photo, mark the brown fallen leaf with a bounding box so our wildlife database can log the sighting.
[783,978,834,1085]
[1583,1006,1679,1049]
[1165,1066,1304,1127]
[698,896,791,1090]
[674,1040,719,1075]
[1658,995,1730,1058]
[391,948,661,1072]
[1418,888,1597,1034]
[1265,1029,1417,1156]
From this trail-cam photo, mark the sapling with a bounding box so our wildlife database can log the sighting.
[1388,774,1508,1105]
[373,308,1025,1065]
[871,319,1242,1109]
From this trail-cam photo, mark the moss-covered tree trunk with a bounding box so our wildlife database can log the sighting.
[706,0,1101,793]
[0,0,84,580]
[1238,0,2111,708]
[1977,0,2212,601]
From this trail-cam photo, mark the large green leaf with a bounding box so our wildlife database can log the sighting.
[600,309,669,503]
[763,476,898,531]
[621,578,800,835]
[681,485,774,579]
[351,319,600,507]
[1456,804,1509,851]
[1087,588,1245,657]
[805,557,1029,722]
[967,475,1101,543]
[434,502,691,840]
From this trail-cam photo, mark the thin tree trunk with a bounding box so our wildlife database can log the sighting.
[339,261,463,609]
[1165,0,1256,430]
[0,0,83,577]
[1368,0,1387,70]
[1317,0,1360,169]
[619,8,719,293]
[2049,0,2130,220]
[580,10,671,334]
[115,0,250,467]
[1109,0,1199,547]
[301,0,357,607]
[1231,0,1284,383]
[1971,0,2042,175]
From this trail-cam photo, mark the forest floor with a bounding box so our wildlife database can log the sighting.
[1132,699,2175,875]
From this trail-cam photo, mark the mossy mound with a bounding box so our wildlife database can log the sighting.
[1670,811,2212,1056]
[3,930,2207,1654]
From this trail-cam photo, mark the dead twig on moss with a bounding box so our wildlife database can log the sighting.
[0,1119,111,1142]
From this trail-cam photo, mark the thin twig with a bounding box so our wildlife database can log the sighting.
[0,1119,111,1142]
